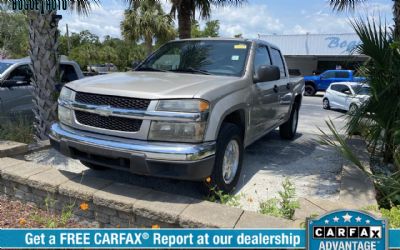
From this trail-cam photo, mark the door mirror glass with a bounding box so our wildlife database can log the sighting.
[254,65,280,83]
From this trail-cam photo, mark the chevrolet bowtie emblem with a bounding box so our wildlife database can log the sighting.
[95,106,113,117]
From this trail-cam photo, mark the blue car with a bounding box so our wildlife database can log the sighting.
[304,70,366,96]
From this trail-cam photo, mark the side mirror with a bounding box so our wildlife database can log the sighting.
[132,61,142,69]
[254,65,280,83]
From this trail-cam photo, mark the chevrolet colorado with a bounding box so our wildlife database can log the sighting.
[49,38,304,192]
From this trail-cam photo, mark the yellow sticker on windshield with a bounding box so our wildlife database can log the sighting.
[234,44,247,49]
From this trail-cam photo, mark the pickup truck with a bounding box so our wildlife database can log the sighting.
[304,70,366,96]
[0,57,84,115]
[49,38,304,192]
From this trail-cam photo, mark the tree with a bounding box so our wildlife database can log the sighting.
[0,11,28,58]
[121,0,175,55]
[329,0,400,39]
[191,20,220,38]
[170,0,244,39]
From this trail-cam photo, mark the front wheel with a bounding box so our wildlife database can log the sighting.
[208,123,244,193]
[279,102,299,140]
[304,84,316,96]
[323,98,330,110]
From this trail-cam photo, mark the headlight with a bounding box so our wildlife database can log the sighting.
[148,121,206,143]
[58,105,73,125]
[59,87,75,101]
[157,99,209,113]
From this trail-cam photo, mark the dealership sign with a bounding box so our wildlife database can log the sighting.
[307,210,388,250]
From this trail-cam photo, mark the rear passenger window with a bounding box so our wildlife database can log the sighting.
[270,48,286,77]
[60,64,78,83]
[253,46,272,74]
[335,71,350,78]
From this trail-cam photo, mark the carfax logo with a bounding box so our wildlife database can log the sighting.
[307,210,388,250]
[11,0,68,14]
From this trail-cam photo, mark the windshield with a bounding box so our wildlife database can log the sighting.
[353,85,370,95]
[0,62,12,75]
[138,40,251,77]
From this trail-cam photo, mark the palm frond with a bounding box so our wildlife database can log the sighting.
[68,0,100,15]
[329,0,365,11]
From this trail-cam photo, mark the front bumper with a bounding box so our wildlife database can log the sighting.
[49,123,215,180]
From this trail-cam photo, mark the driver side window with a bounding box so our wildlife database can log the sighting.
[253,45,272,75]
[6,65,32,86]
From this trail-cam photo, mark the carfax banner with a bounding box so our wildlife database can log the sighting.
[0,210,399,249]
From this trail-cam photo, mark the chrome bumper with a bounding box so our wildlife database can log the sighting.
[49,123,216,161]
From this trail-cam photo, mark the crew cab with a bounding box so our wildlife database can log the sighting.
[49,38,304,192]
[0,57,84,115]
[304,70,366,96]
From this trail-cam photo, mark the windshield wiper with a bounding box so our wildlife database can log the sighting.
[170,67,211,75]
[136,67,168,72]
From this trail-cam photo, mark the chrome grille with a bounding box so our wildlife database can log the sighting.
[75,111,142,132]
[75,92,150,110]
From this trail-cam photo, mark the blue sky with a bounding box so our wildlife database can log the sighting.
[58,0,393,39]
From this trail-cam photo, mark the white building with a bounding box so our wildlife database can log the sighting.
[258,33,368,75]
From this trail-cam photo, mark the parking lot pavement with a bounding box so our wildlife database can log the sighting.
[21,94,347,212]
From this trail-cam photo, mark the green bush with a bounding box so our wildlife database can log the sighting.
[0,114,34,144]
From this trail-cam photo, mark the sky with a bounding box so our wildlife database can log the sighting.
[58,0,393,40]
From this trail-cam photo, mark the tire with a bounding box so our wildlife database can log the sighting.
[323,98,330,110]
[208,123,244,193]
[348,104,358,114]
[80,161,108,170]
[304,84,316,96]
[279,102,299,140]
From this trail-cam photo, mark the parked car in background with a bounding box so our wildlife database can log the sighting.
[0,57,84,115]
[304,70,366,96]
[50,38,304,193]
[87,63,118,74]
[323,82,370,112]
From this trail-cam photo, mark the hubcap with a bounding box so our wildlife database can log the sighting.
[305,86,314,95]
[292,108,298,133]
[222,139,240,184]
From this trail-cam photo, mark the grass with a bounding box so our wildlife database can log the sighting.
[0,114,34,144]
[29,196,75,228]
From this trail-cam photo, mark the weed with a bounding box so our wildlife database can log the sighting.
[259,178,300,220]
[206,187,241,207]
[364,205,400,228]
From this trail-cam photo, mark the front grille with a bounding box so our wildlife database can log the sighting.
[75,92,150,110]
[75,111,142,132]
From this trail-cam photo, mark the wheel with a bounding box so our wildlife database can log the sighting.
[348,104,358,114]
[208,123,243,193]
[279,102,299,140]
[80,161,108,170]
[304,84,316,96]
[323,98,330,110]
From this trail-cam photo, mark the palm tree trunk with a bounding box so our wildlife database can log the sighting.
[178,0,192,39]
[394,0,400,40]
[27,10,60,141]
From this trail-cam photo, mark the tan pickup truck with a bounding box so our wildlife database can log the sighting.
[50,38,304,192]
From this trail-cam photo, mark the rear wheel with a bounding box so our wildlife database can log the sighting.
[304,84,316,96]
[323,98,330,110]
[80,161,108,170]
[280,102,299,140]
[208,123,243,193]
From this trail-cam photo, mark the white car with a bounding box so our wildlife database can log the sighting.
[323,82,370,112]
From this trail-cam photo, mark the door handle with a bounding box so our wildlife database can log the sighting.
[273,85,278,93]
[286,83,292,90]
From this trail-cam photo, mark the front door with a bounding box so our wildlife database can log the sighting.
[249,45,280,141]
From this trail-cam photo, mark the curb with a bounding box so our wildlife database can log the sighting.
[0,158,293,228]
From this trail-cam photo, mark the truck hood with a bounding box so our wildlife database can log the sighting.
[66,72,240,100]
[303,75,319,81]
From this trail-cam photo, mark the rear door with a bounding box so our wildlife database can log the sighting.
[334,84,352,110]
[0,64,34,114]
[319,70,336,90]
[250,44,279,139]
[270,47,292,122]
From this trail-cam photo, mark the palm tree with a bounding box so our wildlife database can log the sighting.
[121,0,175,55]
[330,0,400,39]
[170,0,245,39]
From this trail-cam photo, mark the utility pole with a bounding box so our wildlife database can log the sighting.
[66,23,70,55]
